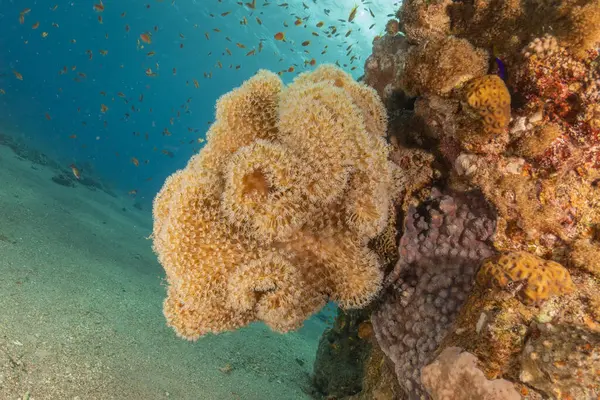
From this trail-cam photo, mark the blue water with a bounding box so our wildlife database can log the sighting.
[0,0,397,209]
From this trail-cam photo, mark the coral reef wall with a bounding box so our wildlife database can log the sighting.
[360,0,600,398]
[372,189,496,399]
[152,65,398,339]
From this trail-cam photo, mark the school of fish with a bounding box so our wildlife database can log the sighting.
[4,0,398,195]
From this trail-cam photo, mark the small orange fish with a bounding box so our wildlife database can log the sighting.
[0,89,5,95]
[69,164,81,180]
[345,29,352,37]
[131,157,140,167]
[69,134,77,139]
[309,58,316,66]
[145,68,157,77]
[98,15,103,24]
[93,1,104,12]
[128,189,138,195]
[32,21,39,29]
[288,66,295,72]
[274,32,285,41]
[100,104,108,113]
[316,21,324,28]
[13,70,23,80]
[348,5,358,22]
[256,17,262,25]
[117,92,125,98]
[41,32,48,38]
[245,0,256,9]
[21,8,31,15]
[147,51,155,57]
[302,40,310,46]
[140,32,152,44]
[45,113,52,120]
[179,33,185,39]
[221,11,231,17]
[121,12,126,17]
[19,14,25,24]
[204,32,210,40]
[51,4,58,11]
[99,49,108,56]
[193,79,199,88]
[246,49,255,56]
[294,19,302,26]
[236,42,246,48]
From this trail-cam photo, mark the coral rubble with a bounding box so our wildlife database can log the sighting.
[152,65,397,339]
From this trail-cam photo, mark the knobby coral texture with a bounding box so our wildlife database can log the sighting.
[152,65,397,339]
[371,189,496,399]
[362,0,600,398]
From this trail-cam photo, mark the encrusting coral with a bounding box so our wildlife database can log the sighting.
[152,65,396,339]
[520,323,600,399]
[421,347,520,400]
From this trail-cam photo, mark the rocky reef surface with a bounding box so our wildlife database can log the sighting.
[313,1,600,399]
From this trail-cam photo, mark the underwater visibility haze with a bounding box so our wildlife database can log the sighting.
[0,0,399,399]
[2,0,600,399]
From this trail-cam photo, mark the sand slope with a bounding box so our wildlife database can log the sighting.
[0,144,324,400]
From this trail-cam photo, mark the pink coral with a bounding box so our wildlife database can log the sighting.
[422,347,520,400]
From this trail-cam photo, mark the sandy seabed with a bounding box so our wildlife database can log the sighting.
[0,143,324,400]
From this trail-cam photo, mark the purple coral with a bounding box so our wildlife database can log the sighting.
[372,189,496,399]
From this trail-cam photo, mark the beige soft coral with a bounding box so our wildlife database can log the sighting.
[152,65,394,339]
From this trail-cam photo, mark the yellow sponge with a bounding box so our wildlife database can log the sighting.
[462,75,511,134]
[477,252,575,305]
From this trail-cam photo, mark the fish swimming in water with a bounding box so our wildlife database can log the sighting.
[492,45,507,81]
[69,164,81,180]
